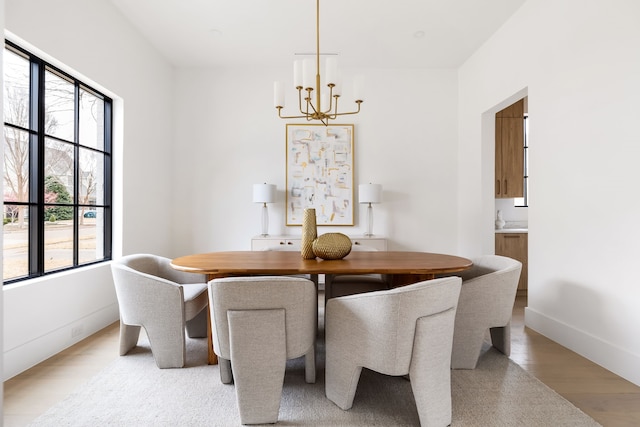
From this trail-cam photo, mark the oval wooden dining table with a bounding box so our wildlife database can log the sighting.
[171,250,472,364]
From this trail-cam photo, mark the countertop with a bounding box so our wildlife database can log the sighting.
[495,220,528,233]
[495,227,528,234]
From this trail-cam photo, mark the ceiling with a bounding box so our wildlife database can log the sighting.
[109,0,527,69]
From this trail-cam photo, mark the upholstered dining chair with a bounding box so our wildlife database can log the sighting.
[324,244,389,302]
[110,254,208,369]
[450,254,522,369]
[325,277,462,427]
[208,276,317,425]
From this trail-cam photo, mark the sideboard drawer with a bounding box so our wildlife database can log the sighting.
[351,238,387,251]
[251,237,301,251]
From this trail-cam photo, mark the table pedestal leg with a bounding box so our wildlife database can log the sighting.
[390,273,436,288]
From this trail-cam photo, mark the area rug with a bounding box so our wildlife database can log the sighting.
[30,329,601,427]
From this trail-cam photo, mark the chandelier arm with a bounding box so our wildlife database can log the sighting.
[297,88,305,115]
[299,88,319,116]
[304,89,313,116]
[329,102,363,117]
[324,84,335,113]
[306,91,322,116]
[277,108,316,120]
[305,114,327,126]
[331,93,338,115]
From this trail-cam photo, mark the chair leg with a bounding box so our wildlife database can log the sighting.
[144,323,186,369]
[305,345,316,384]
[186,307,208,338]
[228,309,287,425]
[119,323,141,356]
[410,310,456,427]
[219,357,233,384]
[325,352,363,410]
[490,322,511,356]
[451,326,486,369]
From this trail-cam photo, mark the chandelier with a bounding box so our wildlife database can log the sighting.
[273,0,363,126]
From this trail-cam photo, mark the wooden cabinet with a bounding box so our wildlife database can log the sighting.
[495,232,528,295]
[251,236,387,251]
[495,99,524,198]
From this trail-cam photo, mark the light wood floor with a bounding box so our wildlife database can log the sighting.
[4,296,640,426]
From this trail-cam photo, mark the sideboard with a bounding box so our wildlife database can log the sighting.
[251,235,388,251]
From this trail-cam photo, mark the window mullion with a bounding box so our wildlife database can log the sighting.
[29,58,46,276]
[103,101,113,259]
[73,83,80,266]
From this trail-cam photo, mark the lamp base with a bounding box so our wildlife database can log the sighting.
[365,203,374,237]
[260,204,269,237]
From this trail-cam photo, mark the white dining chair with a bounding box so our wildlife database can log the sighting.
[208,276,317,425]
[111,254,208,369]
[450,254,522,369]
[325,276,462,426]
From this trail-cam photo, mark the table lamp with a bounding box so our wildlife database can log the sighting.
[253,183,276,236]
[359,183,382,237]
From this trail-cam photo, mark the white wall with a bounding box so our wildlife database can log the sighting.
[171,67,460,255]
[458,0,640,385]
[1,0,5,410]
[3,0,175,379]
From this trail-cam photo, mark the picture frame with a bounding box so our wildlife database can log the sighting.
[286,123,354,226]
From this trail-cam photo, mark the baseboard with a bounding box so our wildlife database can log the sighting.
[3,303,119,381]
[525,306,640,387]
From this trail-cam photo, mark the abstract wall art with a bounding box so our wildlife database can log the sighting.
[286,124,354,226]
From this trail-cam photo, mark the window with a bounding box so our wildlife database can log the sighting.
[514,114,529,207]
[3,41,112,283]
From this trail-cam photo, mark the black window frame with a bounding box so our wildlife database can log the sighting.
[3,40,113,284]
